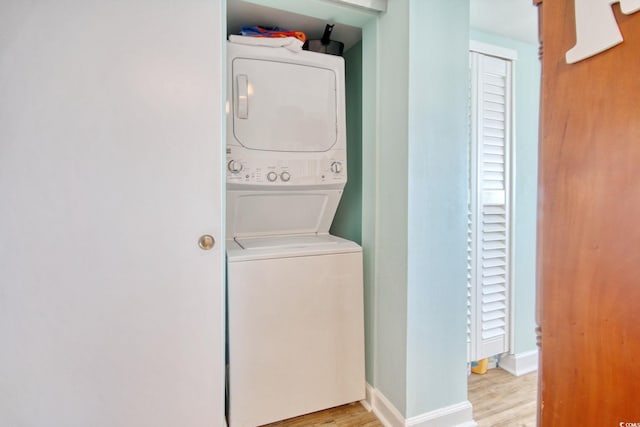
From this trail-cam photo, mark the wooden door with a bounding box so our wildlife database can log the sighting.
[0,2,225,426]
[536,0,640,425]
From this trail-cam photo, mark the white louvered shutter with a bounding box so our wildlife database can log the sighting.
[468,51,513,361]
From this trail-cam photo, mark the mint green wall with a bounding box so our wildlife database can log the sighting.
[405,0,470,416]
[374,0,410,412]
[374,0,471,417]
[470,29,540,355]
[360,19,378,384]
[331,41,363,245]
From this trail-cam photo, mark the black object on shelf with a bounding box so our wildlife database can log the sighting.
[303,24,344,56]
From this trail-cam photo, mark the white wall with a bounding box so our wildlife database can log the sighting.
[0,2,226,426]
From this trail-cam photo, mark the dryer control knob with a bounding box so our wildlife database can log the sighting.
[228,160,243,173]
[267,171,278,182]
[280,171,291,182]
[331,161,343,174]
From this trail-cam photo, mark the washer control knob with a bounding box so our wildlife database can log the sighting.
[266,171,278,182]
[331,161,343,174]
[227,160,243,173]
[280,171,291,182]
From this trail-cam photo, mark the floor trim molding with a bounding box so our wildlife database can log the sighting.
[364,384,477,427]
[499,349,539,376]
[406,401,477,427]
[366,383,405,427]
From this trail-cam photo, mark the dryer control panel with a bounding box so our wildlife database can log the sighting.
[226,153,346,186]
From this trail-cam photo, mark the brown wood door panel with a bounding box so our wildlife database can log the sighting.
[536,1,640,425]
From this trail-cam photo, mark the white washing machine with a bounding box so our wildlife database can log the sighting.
[227,236,364,427]
[225,41,365,427]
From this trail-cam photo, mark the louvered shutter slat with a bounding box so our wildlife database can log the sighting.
[483,301,507,312]
[483,224,506,233]
[483,241,505,250]
[483,293,506,304]
[484,145,505,155]
[483,110,504,122]
[484,97,505,108]
[483,258,505,268]
[482,283,506,293]
[482,328,506,340]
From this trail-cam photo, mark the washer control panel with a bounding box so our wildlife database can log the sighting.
[226,151,346,185]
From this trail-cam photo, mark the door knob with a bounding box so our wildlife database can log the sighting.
[198,235,215,250]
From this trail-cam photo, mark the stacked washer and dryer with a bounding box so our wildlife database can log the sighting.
[225,42,365,427]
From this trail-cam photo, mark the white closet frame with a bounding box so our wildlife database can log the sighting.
[467,41,517,363]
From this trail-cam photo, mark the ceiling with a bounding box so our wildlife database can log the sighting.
[227,0,539,50]
[470,0,538,45]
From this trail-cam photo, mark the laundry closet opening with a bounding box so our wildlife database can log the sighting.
[224,1,376,425]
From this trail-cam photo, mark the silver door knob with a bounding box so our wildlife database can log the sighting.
[198,235,215,250]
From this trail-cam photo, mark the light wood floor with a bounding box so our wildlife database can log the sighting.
[262,402,382,427]
[468,368,538,427]
[260,367,537,426]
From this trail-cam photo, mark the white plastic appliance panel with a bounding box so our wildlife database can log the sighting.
[225,148,347,187]
[226,42,347,189]
[226,189,343,238]
[231,58,337,153]
[225,234,361,261]
[227,251,365,427]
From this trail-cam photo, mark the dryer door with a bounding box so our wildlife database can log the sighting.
[231,58,338,152]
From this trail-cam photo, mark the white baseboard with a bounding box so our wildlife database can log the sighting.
[406,401,476,427]
[499,349,539,376]
[366,383,405,427]
[364,383,477,427]
[360,385,373,412]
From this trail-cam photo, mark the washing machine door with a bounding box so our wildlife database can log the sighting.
[230,57,339,152]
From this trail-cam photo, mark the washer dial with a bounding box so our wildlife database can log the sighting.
[227,160,243,173]
[266,171,278,182]
[330,161,343,174]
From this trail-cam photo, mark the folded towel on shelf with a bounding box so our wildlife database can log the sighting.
[228,34,304,52]
[240,25,306,41]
